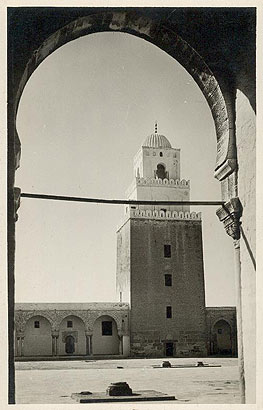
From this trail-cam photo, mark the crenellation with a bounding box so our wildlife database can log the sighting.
[135,177,190,187]
[118,209,201,228]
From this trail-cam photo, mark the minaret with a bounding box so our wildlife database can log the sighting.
[116,125,207,358]
[126,122,189,212]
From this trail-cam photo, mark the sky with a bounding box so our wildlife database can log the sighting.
[15,32,236,306]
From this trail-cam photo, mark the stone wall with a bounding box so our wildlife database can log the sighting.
[128,218,207,357]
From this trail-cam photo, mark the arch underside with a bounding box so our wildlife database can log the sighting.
[15,11,235,180]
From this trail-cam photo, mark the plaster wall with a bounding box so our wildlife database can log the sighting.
[93,316,119,355]
[126,180,190,214]
[116,220,131,304]
[134,147,180,180]
[235,90,256,403]
[134,185,189,212]
[23,316,52,356]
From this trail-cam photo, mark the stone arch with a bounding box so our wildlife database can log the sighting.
[211,317,232,330]
[211,319,233,355]
[14,11,234,178]
[90,311,123,332]
[57,312,86,328]
[17,311,53,333]
[92,315,119,355]
[23,315,52,356]
[57,314,86,356]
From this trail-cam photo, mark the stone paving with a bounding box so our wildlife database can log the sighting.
[15,357,240,404]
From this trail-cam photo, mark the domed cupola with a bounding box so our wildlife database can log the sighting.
[142,122,172,149]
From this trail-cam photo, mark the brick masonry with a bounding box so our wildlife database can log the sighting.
[117,217,208,358]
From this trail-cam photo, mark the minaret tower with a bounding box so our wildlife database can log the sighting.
[116,124,207,358]
[126,121,190,212]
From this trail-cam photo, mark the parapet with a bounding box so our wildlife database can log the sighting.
[130,208,201,219]
[117,209,202,230]
[136,177,190,187]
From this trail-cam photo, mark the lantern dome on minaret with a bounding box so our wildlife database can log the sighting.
[142,121,172,149]
[125,122,190,213]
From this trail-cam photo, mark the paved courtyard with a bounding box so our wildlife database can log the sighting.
[15,357,240,404]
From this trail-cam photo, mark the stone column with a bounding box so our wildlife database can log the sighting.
[118,333,124,356]
[89,335,93,355]
[85,332,93,356]
[20,336,24,357]
[16,332,25,357]
[16,336,20,357]
[216,197,245,403]
[52,336,56,356]
[52,331,59,356]
[55,336,59,356]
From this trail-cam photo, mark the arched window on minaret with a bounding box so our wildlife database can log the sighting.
[155,163,168,180]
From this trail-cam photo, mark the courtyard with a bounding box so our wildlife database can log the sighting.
[15,357,240,404]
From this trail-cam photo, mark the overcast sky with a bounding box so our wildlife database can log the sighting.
[15,32,236,306]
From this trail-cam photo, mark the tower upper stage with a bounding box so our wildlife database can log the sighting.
[133,132,180,181]
[125,126,192,215]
